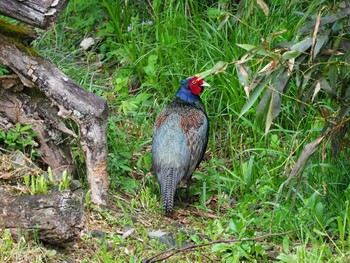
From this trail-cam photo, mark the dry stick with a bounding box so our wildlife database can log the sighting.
[143,228,300,263]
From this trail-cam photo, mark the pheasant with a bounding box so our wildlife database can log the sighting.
[152,76,209,215]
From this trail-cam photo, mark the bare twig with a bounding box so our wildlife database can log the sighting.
[143,228,300,263]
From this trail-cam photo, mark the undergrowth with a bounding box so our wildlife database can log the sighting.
[0,0,349,262]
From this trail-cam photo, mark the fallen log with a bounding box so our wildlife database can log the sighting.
[0,0,69,29]
[0,188,84,245]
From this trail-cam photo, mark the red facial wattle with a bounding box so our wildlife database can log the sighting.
[188,77,204,95]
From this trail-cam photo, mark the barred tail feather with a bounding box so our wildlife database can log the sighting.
[159,168,183,215]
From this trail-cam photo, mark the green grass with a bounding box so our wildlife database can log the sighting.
[1,0,349,262]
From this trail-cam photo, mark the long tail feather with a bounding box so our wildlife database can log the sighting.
[159,168,183,215]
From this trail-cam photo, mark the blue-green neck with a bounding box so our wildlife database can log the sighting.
[175,85,200,103]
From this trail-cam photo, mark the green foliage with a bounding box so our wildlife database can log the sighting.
[0,63,9,76]
[134,186,160,213]
[58,170,71,191]
[84,189,92,209]
[0,124,39,159]
[23,167,71,195]
[0,229,13,261]
[236,2,350,167]
[0,124,37,149]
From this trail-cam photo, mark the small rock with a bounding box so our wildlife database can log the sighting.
[148,230,190,248]
[69,180,82,191]
[149,231,176,247]
[91,230,106,241]
[148,230,168,238]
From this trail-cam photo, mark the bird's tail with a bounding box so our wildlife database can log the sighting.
[159,168,182,215]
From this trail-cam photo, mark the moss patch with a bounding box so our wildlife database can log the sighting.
[0,34,39,56]
[0,19,39,56]
[0,18,36,40]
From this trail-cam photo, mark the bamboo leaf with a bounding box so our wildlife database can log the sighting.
[273,69,290,92]
[236,44,256,51]
[265,90,275,135]
[257,89,272,120]
[299,13,345,34]
[312,81,321,102]
[240,82,266,117]
[272,91,281,120]
[257,0,269,16]
[196,61,228,79]
[282,50,300,60]
[290,38,313,52]
[309,9,322,62]
[256,68,286,124]
[313,33,329,58]
[328,64,338,88]
[286,136,325,184]
[235,63,251,97]
[264,91,281,134]
[318,78,336,97]
[237,44,278,58]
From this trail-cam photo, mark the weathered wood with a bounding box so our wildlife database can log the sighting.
[0,0,69,29]
[0,80,74,176]
[0,36,109,205]
[0,188,84,245]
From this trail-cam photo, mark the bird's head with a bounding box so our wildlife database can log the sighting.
[176,76,210,103]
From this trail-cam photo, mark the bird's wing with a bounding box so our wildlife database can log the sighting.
[180,109,208,178]
[154,110,169,133]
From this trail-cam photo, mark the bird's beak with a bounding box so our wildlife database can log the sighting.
[201,81,210,87]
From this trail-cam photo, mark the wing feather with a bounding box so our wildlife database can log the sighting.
[180,109,208,178]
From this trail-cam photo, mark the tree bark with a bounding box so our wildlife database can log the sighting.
[0,0,69,29]
[0,188,84,245]
[0,36,109,205]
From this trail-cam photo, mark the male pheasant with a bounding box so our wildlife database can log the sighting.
[152,76,209,215]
